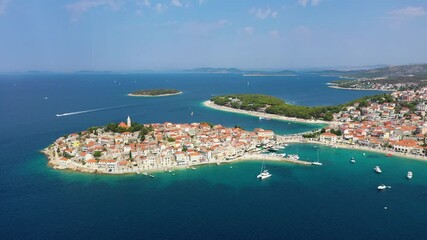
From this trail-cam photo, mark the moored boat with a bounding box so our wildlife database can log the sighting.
[350,157,356,163]
[377,184,386,190]
[407,171,413,179]
[374,166,382,173]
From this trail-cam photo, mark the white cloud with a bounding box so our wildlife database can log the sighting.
[171,0,182,7]
[388,6,426,18]
[243,26,254,35]
[298,0,308,7]
[386,6,425,26]
[176,19,229,36]
[0,0,12,15]
[155,3,167,13]
[249,6,277,20]
[298,0,321,7]
[270,30,279,38]
[311,0,320,6]
[66,0,121,14]
[138,0,150,7]
[217,19,229,26]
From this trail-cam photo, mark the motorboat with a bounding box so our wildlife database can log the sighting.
[374,166,382,173]
[407,171,413,179]
[378,184,387,190]
[350,157,356,163]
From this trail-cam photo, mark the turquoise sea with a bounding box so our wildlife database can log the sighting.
[1,73,426,240]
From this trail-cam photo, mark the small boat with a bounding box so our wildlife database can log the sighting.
[311,161,323,166]
[44,97,48,100]
[350,157,356,163]
[191,111,194,116]
[149,174,155,178]
[288,154,299,160]
[142,172,148,176]
[407,171,413,179]
[374,166,382,174]
[257,161,271,180]
[386,153,393,157]
[259,116,264,120]
[363,153,366,156]
[190,167,196,170]
[311,149,322,166]
[378,184,387,190]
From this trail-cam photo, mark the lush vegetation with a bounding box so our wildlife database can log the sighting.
[130,89,181,96]
[211,93,396,121]
[211,94,340,121]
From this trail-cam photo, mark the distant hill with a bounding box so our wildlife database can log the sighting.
[343,64,427,79]
[186,67,297,76]
[185,68,243,74]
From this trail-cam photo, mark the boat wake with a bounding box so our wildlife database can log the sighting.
[56,104,141,117]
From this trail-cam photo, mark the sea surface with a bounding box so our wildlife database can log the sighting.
[0,73,426,240]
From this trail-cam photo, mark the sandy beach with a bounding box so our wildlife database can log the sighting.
[327,85,388,92]
[203,100,332,125]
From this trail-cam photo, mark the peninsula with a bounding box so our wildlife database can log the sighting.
[206,90,427,160]
[128,89,182,97]
[42,117,310,174]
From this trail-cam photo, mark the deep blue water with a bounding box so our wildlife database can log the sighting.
[1,73,426,240]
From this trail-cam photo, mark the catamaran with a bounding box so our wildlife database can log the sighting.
[257,161,272,180]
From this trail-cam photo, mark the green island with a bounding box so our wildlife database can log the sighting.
[128,89,182,97]
[211,94,394,121]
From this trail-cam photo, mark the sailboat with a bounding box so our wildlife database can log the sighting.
[311,149,323,166]
[257,161,272,180]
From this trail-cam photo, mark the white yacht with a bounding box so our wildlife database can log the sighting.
[407,171,413,179]
[374,166,382,173]
[257,162,272,180]
[350,157,356,163]
[377,184,387,190]
[288,154,300,160]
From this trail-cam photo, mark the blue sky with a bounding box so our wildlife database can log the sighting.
[0,0,427,71]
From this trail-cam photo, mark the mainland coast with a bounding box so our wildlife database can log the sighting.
[204,100,427,162]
